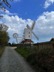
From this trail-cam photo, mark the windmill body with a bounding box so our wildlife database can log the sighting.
[21,21,39,44]
[24,28,32,40]
[22,28,33,44]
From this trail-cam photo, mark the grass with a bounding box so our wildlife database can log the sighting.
[15,47,31,58]
[0,46,5,57]
[15,45,54,72]
[15,44,34,58]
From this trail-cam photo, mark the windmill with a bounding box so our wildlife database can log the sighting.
[22,21,39,44]
[13,33,18,44]
[13,33,22,44]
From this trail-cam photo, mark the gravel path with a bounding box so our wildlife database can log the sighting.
[0,47,35,72]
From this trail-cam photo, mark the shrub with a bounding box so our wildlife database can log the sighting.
[27,47,54,72]
[0,31,9,46]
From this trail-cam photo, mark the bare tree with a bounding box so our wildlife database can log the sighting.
[0,0,13,10]
[0,0,13,18]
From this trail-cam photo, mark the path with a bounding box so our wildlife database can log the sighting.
[0,47,35,72]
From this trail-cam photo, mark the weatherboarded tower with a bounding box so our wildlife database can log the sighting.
[21,21,39,44]
[24,28,32,40]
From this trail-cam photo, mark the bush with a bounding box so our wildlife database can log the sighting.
[26,47,54,72]
[0,31,9,46]
[15,44,54,72]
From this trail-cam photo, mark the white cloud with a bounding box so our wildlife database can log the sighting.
[35,11,54,42]
[0,10,54,43]
[14,0,21,2]
[4,9,12,15]
[44,0,54,8]
[0,13,33,43]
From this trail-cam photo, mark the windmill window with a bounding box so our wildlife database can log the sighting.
[29,35,30,37]
[29,32,30,34]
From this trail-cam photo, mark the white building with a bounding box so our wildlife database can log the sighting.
[24,28,32,40]
[21,28,33,44]
[21,21,38,44]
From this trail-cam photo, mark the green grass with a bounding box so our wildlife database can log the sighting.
[15,45,54,72]
[15,46,31,58]
[0,46,5,57]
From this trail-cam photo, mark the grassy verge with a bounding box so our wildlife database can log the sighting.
[0,46,5,57]
[15,45,54,72]
[15,46,31,58]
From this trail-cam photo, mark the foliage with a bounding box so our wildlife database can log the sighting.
[15,44,54,72]
[0,31,9,46]
[27,47,54,72]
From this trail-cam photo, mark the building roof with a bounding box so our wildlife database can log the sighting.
[50,38,54,41]
[34,38,54,45]
[21,39,33,44]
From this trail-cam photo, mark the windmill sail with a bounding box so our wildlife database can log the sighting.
[31,21,36,30]
[32,31,39,40]
[26,24,31,29]
[26,23,39,40]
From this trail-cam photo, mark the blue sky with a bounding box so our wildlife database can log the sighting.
[10,0,45,19]
[9,0,54,19]
[0,0,54,43]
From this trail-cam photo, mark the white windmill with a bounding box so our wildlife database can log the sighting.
[22,21,39,44]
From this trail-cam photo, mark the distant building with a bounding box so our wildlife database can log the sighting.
[34,38,54,48]
[24,28,32,40]
[21,39,33,44]
[21,38,54,47]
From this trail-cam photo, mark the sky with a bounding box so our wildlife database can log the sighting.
[0,0,54,43]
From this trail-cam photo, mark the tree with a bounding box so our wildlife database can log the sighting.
[0,30,9,46]
[0,0,13,8]
[0,0,13,13]
[0,0,13,18]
